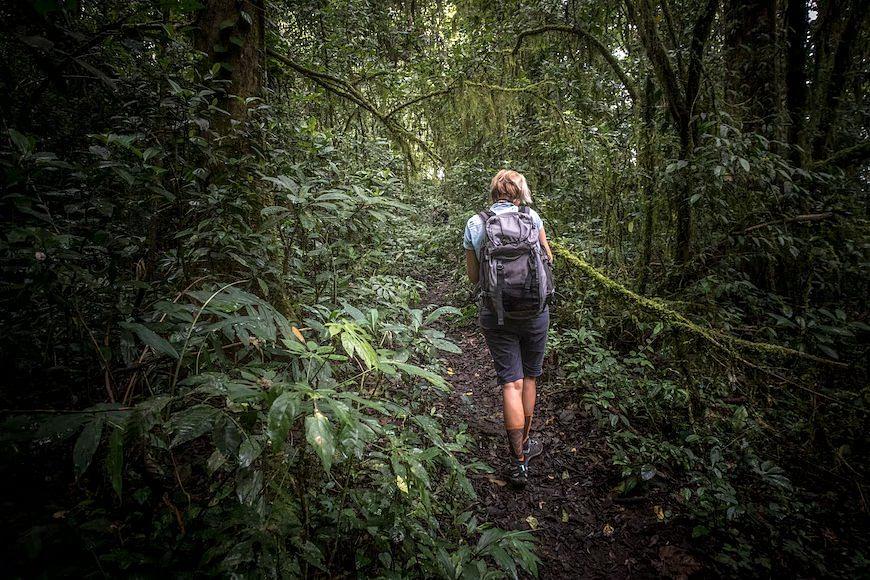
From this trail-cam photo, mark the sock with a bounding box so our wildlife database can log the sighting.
[506,427,525,461]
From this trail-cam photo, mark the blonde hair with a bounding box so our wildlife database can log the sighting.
[490,170,532,205]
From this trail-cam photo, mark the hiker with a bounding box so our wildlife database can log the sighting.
[463,169,555,487]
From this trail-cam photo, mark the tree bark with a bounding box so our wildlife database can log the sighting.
[194,0,265,127]
[724,0,777,134]
[626,0,717,265]
[785,0,809,163]
[638,76,656,294]
[811,3,864,159]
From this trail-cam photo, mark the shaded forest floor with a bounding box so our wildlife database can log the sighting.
[425,277,707,579]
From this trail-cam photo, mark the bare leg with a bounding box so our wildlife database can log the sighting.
[522,376,536,442]
[502,379,525,460]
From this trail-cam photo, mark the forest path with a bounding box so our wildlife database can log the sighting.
[424,277,701,579]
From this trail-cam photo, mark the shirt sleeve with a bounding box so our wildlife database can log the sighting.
[462,216,476,250]
[530,209,544,230]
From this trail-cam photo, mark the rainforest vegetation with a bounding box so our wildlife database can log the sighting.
[1,0,868,577]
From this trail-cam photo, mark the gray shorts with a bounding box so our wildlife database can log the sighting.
[479,308,549,385]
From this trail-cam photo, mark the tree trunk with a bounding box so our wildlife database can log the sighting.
[194,0,265,128]
[810,3,864,159]
[626,0,717,266]
[626,0,692,264]
[638,76,657,294]
[785,0,809,164]
[724,0,778,134]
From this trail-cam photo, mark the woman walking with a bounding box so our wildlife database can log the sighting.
[463,170,554,487]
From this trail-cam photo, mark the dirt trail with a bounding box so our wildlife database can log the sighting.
[427,278,702,579]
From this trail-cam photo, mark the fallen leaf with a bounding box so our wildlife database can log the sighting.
[570,447,577,453]
[562,470,569,479]
[653,505,665,521]
[447,367,455,375]
[486,475,507,487]
[464,391,473,396]
[52,511,66,519]
[561,510,569,523]
[396,475,408,494]
[603,523,614,536]
[526,515,539,530]
[291,326,305,343]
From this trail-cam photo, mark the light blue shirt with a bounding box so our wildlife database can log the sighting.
[463,201,544,258]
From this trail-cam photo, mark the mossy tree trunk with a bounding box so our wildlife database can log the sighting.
[194,0,265,130]
[637,75,657,295]
[626,0,717,265]
[784,0,809,165]
[808,1,864,161]
[723,0,778,134]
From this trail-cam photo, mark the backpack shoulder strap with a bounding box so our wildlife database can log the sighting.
[519,205,530,215]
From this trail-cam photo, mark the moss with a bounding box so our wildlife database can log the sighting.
[552,241,848,369]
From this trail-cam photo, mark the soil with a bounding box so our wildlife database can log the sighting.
[426,277,706,579]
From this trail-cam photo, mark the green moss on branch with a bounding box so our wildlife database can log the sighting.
[552,241,848,369]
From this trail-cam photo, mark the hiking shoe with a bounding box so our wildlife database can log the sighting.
[507,458,528,488]
[523,438,543,462]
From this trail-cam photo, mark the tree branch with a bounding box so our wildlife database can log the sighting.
[685,0,718,115]
[739,212,836,235]
[625,0,687,135]
[658,0,684,75]
[513,24,639,103]
[553,241,849,369]
[810,140,870,170]
[464,80,567,125]
[667,213,840,287]
[386,86,455,118]
[267,48,442,165]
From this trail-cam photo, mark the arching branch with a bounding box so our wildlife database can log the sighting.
[552,241,849,369]
[513,24,639,103]
[386,86,455,119]
[464,80,566,126]
[267,48,443,165]
[810,140,870,170]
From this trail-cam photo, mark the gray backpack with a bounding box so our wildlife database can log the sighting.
[478,206,554,325]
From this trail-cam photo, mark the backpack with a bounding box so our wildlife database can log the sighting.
[477,206,554,325]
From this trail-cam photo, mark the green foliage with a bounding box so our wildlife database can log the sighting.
[550,283,867,576]
[2,0,867,577]
[0,8,533,576]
